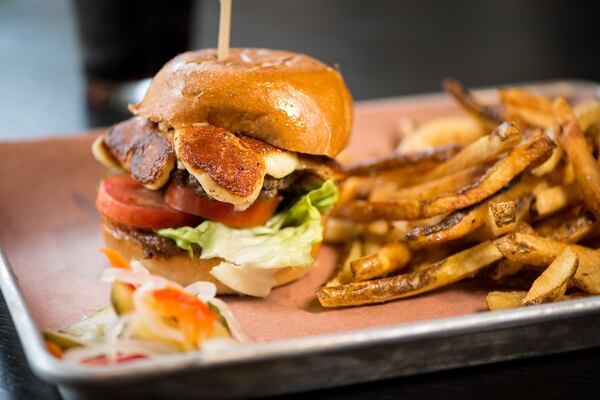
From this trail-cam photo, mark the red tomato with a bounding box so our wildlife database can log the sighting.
[165,181,281,228]
[83,354,146,366]
[96,174,199,229]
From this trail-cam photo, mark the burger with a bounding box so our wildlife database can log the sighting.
[92,48,352,297]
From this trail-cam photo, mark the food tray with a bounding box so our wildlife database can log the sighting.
[1,80,599,400]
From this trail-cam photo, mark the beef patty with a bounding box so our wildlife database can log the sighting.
[171,168,298,201]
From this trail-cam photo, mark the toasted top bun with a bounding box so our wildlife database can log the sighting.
[100,219,310,295]
[130,48,353,158]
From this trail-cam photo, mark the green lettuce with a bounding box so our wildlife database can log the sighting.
[157,180,338,269]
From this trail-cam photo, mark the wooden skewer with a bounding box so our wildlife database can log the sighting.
[218,0,232,61]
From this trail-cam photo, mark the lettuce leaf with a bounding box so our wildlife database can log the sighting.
[157,180,338,270]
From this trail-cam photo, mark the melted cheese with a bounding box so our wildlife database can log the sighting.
[91,134,120,169]
[264,152,298,178]
[174,126,298,211]
[182,151,297,211]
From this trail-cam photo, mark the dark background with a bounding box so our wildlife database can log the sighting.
[1,0,600,398]
[1,0,600,138]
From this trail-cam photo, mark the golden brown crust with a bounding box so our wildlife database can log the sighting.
[130,48,353,158]
[100,219,309,295]
[174,125,269,197]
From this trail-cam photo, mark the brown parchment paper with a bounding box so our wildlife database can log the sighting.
[0,97,490,342]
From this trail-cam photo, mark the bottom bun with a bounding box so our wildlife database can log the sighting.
[100,219,309,295]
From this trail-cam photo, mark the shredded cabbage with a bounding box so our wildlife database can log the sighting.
[157,180,338,270]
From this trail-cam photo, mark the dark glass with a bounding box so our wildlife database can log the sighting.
[73,0,194,125]
[74,0,193,82]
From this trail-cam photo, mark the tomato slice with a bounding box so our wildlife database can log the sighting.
[165,181,281,228]
[96,174,199,229]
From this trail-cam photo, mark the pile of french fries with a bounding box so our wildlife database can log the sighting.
[319,79,600,310]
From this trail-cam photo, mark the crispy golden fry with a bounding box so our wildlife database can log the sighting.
[323,218,364,244]
[406,178,533,246]
[326,240,363,287]
[561,161,576,184]
[397,116,485,154]
[425,121,521,180]
[487,196,532,238]
[531,184,580,218]
[374,165,486,202]
[500,88,553,128]
[532,144,562,177]
[317,241,502,307]
[574,99,600,132]
[338,176,370,205]
[343,145,459,177]
[338,130,553,222]
[590,124,600,159]
[351,243,412,282]
[408,245,456,272]
[443,78,503,130]
[490,260,525,281]
[554,98,600,220]
[486,291,527,310]
[523,247,578,305]
[515,222,536,234]
[534,206,595,243]
[396,117,417,141]
[494,233,600,294]
[489,200,517,228]
[362,239,380,253]
[486,290,591,310]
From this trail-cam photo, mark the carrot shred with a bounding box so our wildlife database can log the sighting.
[46,340,63,359]
[100,248,130,269]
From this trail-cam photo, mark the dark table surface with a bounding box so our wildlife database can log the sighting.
[1,0,600,398]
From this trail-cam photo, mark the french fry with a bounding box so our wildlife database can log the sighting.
[326,240,363,287]
[343,145,459,177]
[351,243,412,281]
[486,290,591,311]
[324,218,364,244]
[338,176,369,205]
[490,260,525,281]
[522,247,578,305]
[486,291,527,310]
[338,129,553,222]
[532,144,562,177]
[362,239,382,256]
[531,184,580,218]
[494,233,600,294]
[574,99,600,132]
[534,206,595,243]
[321,81,600,311]
[488,200,516,228]
[363,220,390,243]
[317,241,502,307]
[425,121,521,180]
[373,165,486,202]
[499,88,553,128]
[406,178,533,246]
[554,98,600,220]
[443,78,503,130]
[396,117,417,142]
[397,115,485,154]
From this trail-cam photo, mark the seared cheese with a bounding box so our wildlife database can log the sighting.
[173,126,298,211]
[92,134,120,169]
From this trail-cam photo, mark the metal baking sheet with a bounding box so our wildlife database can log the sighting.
[1,80,599,399]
